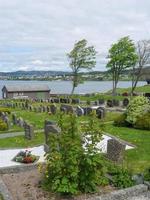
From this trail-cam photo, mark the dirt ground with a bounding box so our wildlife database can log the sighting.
[1,169,114,200]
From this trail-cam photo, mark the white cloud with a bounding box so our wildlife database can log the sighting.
[0,0,149,72]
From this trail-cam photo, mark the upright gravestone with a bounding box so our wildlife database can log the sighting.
[24,123,34,140]
[50,104,57,115]
[12,114,17,125]
[44,120,61,153]
[107,139,126,163]
[96,107,106,119]
[76,106,84,116]
[123,98,129,107]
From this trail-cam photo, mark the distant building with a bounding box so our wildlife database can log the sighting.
[2,84,50,99]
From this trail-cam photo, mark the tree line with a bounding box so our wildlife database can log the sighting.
[67,37,150,95]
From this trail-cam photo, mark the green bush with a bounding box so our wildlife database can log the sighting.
[114,113,130,127]
[0,119,8,131]
[0,108,11,114]
[144,168,150,181]
[108,166,134,189]
[44,113,108,195]
[126,96,150,125]
[135,112,150,130]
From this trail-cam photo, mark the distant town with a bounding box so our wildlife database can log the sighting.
[0,67,149,81]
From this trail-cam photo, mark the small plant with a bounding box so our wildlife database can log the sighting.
[109,167,134,189]
[135,112,150,130]
[114,113,130,127]
[44,113,108,195]
[13,150,37,164]
[0,119,8,131]
[144,168,150,181]
[126,96,150,125]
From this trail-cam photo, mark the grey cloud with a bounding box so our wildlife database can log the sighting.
[0,0,149,72]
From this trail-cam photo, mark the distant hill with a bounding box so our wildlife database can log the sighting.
[0,70,71,77]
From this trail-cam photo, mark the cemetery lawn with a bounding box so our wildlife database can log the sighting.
[104,123,150,173]
[0,194,4,200]
[0,132,44,148]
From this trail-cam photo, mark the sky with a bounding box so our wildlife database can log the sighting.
[0,0,150,72]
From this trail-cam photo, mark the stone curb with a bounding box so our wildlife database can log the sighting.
[0,178,13,200]
[92,184,148,200]
[0,162,45,174]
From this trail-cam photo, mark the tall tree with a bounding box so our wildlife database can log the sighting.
[67,39,97,94]
[107,36,138,96]
[131,40,150,95]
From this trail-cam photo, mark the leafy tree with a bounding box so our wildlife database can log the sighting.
[131,40,150,95]
[107,36,138,95]
[67,39,97,94]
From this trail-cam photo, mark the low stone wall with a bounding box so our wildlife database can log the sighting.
[0,178,13,200]
[93,184,149,200]
[0,162,45,174]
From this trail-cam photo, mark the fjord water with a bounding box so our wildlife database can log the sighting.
[0,80,146,98]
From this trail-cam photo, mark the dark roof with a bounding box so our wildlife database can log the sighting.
[2,84,50,92]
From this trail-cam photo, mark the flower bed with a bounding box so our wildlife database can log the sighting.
[12,150,39,164]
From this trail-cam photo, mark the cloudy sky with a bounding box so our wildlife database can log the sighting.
[0,0,150,72]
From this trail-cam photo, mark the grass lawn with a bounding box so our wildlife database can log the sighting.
[14,110,57,129]
[115,85,150,94]
[0,194,3,200]
[0,132,44,148]
[104,123,150,173]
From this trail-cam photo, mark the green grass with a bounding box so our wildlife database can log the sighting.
[114,85,150,94]
[14,110,57,129]
[0,194,4,200]
[0,132,44,148]
[104,124,150,173]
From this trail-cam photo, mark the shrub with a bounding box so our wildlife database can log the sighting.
[114,113,130,127]
[0,108,11,115]
[0,119,8,131]
[126,96,150,125]
[111,168,134,189]
[106,163,134,189]
[144,168,150,181]
[135,112,150,130]
[44,113,108,195]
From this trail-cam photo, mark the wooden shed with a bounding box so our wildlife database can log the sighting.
[2,84,50,100]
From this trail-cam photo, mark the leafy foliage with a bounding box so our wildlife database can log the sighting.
[107,164,134,189]
[0,119,8,131]
[44,113,108,195]
[107,36,138,95]
[67,39,97,94]
[126,96,150,125]
[144,167,150,181]
[135,112,150,130]
[114,113,130,127]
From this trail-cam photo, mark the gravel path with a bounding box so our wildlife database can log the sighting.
[0,129,43,139]
[126,192,150,200]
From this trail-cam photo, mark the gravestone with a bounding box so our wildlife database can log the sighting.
[3,116,10,129]
[107,99,113,107]
[44,120,61,153]
[123,98,129,107]
[99,99,105,105]
[60,104,74,114]
[83,107,93,115]
[76,106,84,116]
[72,98,80,104]
[112,99,120,107]
[107,139,126,163]
[12,114,17,125]
[24,124,34,140]
[50,104,57,114]
[18,117,24,127]
[96,107,106,119]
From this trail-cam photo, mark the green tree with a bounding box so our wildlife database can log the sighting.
[107,36,138,96]
[131,40,150,95]
[67,39,97,94]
